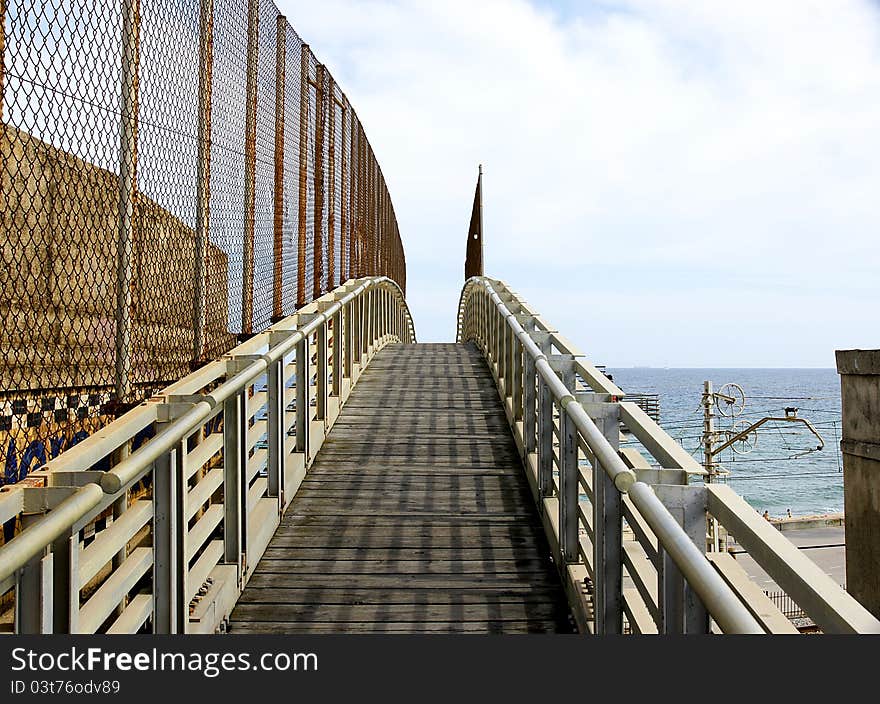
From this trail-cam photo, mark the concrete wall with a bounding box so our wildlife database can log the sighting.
[0,122,235,390]
[836,349,880,619]
[0,123,236,485]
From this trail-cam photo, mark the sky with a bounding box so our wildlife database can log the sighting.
[276,0,880,367]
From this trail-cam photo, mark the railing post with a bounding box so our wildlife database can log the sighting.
[152,437,186,633]
[654,485,711,634]
[16,554,53,634]
[295,335,311,459]
[315,318,329,423]
[590,402,623,634]
[537,381,554,499]
[512,336,523,420]
[506,325,515,401]
[222,390,245,578]
[496,310,504,381]
[266,358,284,504]
[363,290,372,357]
[524,354,537,455]
[343,301,353,379]
[17,502,74,634]
[332,310,343,396]
[558,408,579,563]
[352,294,362,372]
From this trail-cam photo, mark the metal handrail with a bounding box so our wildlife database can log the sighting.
[457,276,762,634]
[0,276,415,610]
[458,275,880,634]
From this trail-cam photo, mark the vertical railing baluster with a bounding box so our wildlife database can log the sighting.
[223,392,245,578]
[512,336,523,420]
[592,403,623,634]
[295,335,311,460]
[351,295,361,374]
[537,382,554,498]
[153,439,186,633]
[332,310,343,397]
[559,409,578,563]
[16,521,56,634]
[267,358,284,505]
[315,319,328,424]
[524,354,537,455]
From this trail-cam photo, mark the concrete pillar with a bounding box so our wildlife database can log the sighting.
[836,349,880,618]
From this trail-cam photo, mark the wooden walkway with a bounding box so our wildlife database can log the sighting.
[229,343,574,633]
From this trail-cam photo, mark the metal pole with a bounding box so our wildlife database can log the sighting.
[559,410,578,562]
[152,441,185,633]
[223,393,244,569]
[242,0,259,336]
[115,0,141,402]
[348,112,356,280]
[193,0,214,364]
[702,380,720,551]
[478,164,484,271]
[357,123,366,277]
[296,44,309,308]
[340,104,348,280]
[537,381,553,498]
[592,404,623,634]
[0,0,6,123]
[272,14,286,322]
[313,64,326,299]
[327,77,336,289]
[702,381,716,480]
[295,336,310,458]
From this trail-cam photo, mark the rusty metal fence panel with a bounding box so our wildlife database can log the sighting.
[0,0,407,493]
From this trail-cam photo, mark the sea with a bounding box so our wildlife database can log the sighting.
[607,368,844,518]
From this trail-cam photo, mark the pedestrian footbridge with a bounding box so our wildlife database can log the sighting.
[2,276,878,635]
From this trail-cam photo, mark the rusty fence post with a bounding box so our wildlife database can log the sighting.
[272,13,286,322]
[348,111,357,281]
[241,0,259,336]
[312,63,325,299]
[340,102,348,281]
[193,0,213,364]
[296,43,309,308]
[115,0,141,402]
[0,0,6,123]
[326,76,336,290]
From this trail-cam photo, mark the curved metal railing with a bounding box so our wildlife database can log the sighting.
[457,276,880,635]
[0,277,415,634]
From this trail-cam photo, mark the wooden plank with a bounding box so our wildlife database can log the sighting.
[265,525,546,544]
[237,587,566,603]
[232,601,569,622]
[244,573,565,590]
[252,558,556,575]
[228,620,567,634]
[260,547,555,561]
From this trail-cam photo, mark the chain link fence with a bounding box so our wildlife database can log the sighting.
[0,0,407,489]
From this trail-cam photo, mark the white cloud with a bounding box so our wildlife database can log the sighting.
[278,0,880,365]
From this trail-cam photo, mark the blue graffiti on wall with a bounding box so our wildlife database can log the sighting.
[1,425,157,542]
[2,424,159,487]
